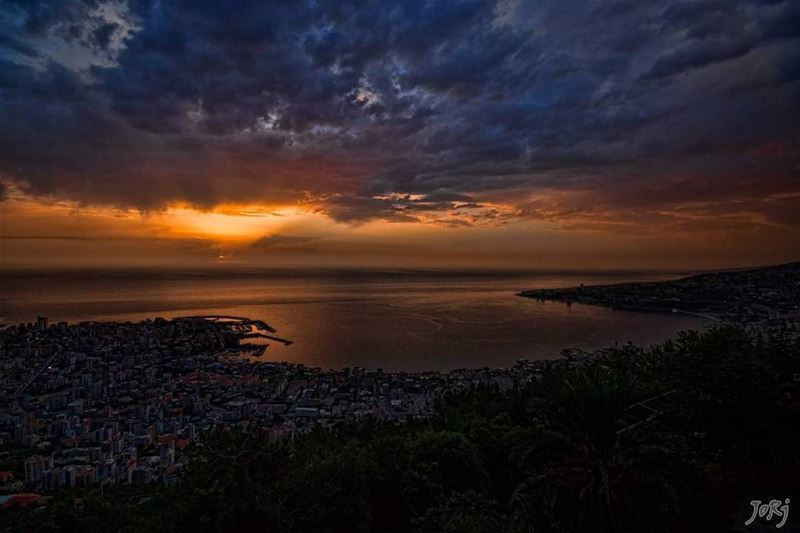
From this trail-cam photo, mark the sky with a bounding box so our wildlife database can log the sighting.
[0,0,798,270]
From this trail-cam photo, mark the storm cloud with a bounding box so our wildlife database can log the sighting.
[0,0,798,228]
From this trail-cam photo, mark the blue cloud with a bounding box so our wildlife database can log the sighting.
[0,0,797,227]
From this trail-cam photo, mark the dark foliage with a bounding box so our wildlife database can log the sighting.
[3,325,798,532]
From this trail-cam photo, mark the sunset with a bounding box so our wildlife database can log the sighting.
[1,1,799,531]
[1,0,798,269]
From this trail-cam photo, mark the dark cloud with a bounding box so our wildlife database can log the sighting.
[0,0,797,228]
[643,39,755,79]
[320,194,418,225]
[245,234,321,253]
[3,0,101,36]
[0,32,39,57]
[91,21,119,51]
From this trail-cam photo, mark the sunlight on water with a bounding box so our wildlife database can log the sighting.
[0,270,709,371]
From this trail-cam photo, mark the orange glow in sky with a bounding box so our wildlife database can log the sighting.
[1,184,798,270]
[164,205,300,242]
[1,1,798,271]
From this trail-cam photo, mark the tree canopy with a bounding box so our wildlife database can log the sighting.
[3,324,798,532]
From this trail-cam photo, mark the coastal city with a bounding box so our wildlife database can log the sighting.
[2,263,798,504]
[1,0,797,527]
[0,315,538,498]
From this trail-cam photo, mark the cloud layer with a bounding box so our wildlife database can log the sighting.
[0,0,798,231]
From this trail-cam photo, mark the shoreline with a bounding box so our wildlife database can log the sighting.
[517,294,721,322]
[518,261,798,326]
[2,313,706,376]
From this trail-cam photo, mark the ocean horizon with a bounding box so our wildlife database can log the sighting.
[0,267,709,372]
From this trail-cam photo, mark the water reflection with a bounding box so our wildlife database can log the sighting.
[0,270,709,371]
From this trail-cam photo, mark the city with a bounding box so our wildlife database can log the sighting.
[0,316,539,497]
[1,0,798,529]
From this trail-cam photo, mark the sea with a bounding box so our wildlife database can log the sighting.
[0,268,710,372]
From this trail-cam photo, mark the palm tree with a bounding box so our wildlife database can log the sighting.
[510,362,698,533]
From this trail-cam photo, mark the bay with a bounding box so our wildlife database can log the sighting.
[0,268,709,371]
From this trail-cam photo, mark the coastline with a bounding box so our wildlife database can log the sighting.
[518,261,799,325]
[3,265,796,500]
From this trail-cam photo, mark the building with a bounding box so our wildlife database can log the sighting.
[24,455,51,485]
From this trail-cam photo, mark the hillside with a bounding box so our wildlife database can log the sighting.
[1,324,799,532]
[520,262,800,323]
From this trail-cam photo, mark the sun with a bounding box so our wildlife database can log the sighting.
[163,204,301,242]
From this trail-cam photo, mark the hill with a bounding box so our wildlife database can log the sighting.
[1,324,799,532]
[519,262,800,323]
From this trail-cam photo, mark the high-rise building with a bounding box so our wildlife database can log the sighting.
[159,441,175,467]
[67,399,84,416]
[24,455,51,484]
[22,410,37,436]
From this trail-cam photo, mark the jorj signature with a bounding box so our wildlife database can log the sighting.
[745,499,790,529]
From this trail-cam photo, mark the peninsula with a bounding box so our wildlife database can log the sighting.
[1,269,799,531]
[519,262,800,324]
